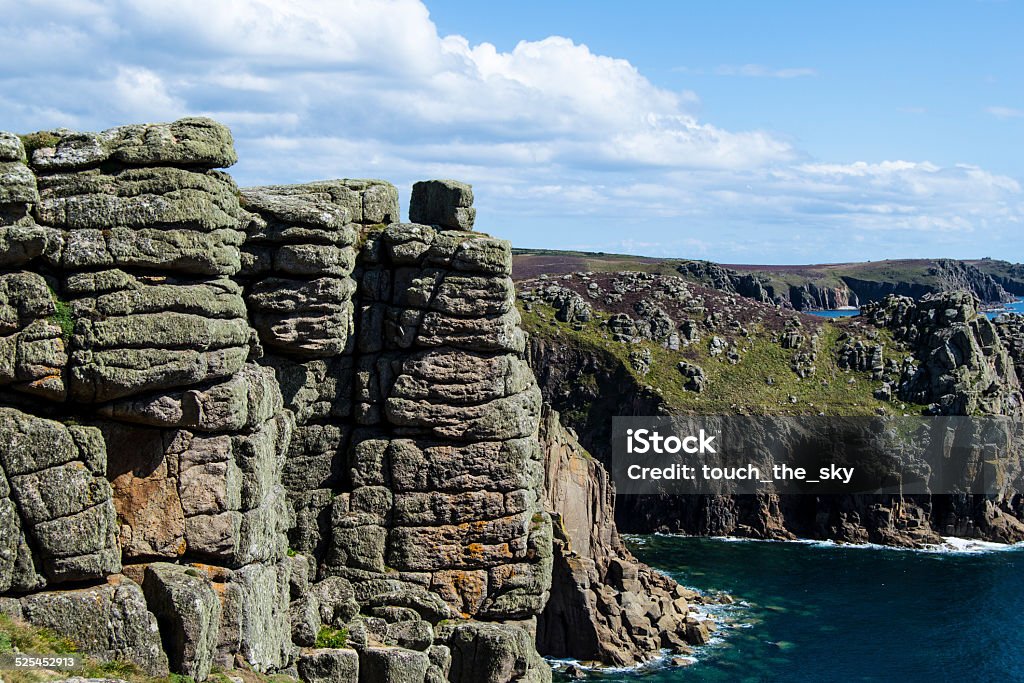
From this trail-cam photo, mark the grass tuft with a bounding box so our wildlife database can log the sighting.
[315,625,348,649]
[18,132,61,157]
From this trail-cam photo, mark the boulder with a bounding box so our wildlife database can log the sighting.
[143,563,222,681]
[409,180,475,231]
[298,648,360,683]
[359,647,430,683]
[27,118,236,171]
[18,577,169,676]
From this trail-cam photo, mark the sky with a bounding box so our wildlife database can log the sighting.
[1,0,1021,264]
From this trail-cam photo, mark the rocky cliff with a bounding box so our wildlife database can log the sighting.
[674,258,1013,311]
[520,268,1024,547]
[536,406,712,667]
[0,118,701,682]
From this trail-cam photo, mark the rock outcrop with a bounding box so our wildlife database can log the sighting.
[844,260,1012,307]
[4,118,708,683]
[861,292,1023,416]
[523,270,1024,547]
[1,118,698,682]
[676,258,1012,311]
[537,406,710,666]
[994,314,1024,385]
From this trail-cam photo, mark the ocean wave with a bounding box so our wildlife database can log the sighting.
[632,533,1024,555]
[546,649,689,675]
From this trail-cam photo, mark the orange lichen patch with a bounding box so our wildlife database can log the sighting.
[430,569,488,616]
[108,448,186,560]
[187,562,232,582]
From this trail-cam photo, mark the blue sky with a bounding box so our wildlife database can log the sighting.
[1,0,1021,264]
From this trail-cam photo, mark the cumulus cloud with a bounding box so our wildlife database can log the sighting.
[0,0,1019,263]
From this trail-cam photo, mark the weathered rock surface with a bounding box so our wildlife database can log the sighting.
[0,117,710,682]
[409,180,475,231]
[537,406,705,666]
[143,563,221,681]
[862,292,1023,416]
[0,408,120,588]
[16,576,169,676]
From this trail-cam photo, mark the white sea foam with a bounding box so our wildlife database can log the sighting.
[632,533,1024,555]
[924,536,1024,554]
[546,649,687,675]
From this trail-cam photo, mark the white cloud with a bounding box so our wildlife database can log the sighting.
[987,106,1024,119]
[714,64,818,78]
[0,0,1020,263]
[112,67,184,120]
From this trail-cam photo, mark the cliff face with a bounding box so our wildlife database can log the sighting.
[522,268,1024,547]
[0,118,697,682]
[676,258,1013,311]
[536,406,711,667]
[841,260,1012,308]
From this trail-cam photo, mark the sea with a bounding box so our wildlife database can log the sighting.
[555,535,1024,682]
[803,297,1024,320]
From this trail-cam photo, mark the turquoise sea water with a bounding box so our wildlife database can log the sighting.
[569,536,1024,683]
[804,298,1024,320]
[805,309,859,318]
[984,298,1024,320]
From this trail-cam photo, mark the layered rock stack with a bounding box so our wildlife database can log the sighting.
[1,117,588,683]
[1,118,703,682]
[0,119,298,679]
[240,177,553,681]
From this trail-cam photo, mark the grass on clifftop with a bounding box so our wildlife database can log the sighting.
[17,132,60,157]
[0,615,297,683]
[520,301,926,416]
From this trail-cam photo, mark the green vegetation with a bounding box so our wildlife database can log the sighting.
[315,625,348,649]
[0,614,76,655]
[0,615,297,683]
[47,287,74,341]
[18,131,61,157]
[519,300,927,417]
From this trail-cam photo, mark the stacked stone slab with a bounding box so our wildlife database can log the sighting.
[240,178,552,682]
[0,119,295,678]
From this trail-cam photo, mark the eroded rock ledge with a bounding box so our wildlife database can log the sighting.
[0,119,698,681]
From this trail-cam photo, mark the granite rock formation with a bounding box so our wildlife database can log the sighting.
[521,269,1024,547]
[1,119,697,681]
[675,258,1012,311]
[537,406,712,666]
